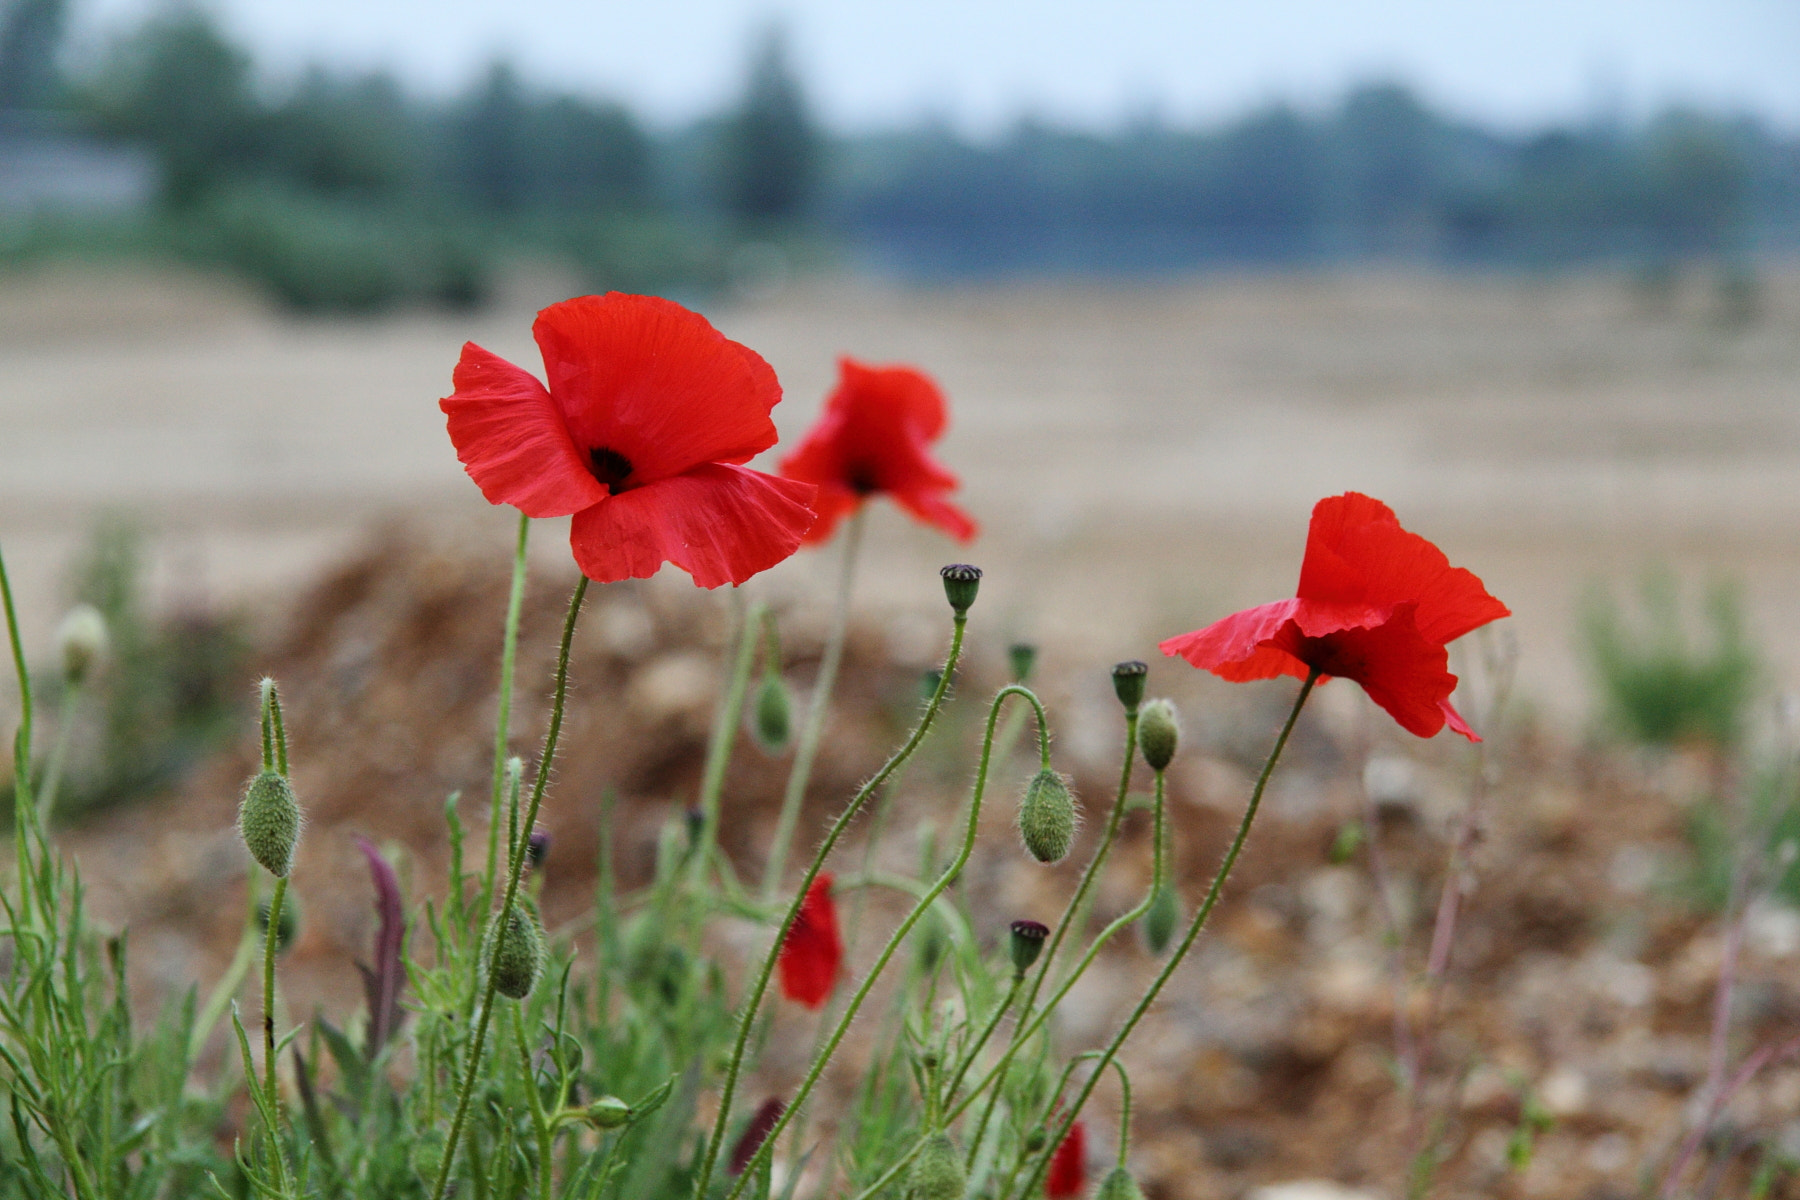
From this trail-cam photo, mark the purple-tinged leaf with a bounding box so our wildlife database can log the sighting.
[355,836,406,1060]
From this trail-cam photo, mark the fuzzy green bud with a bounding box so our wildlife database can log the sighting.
[1018,768,1078,864]
[1141,885,1179,956]
[939,564,982,615]
[1008,919,1048,975]
[907,1133,966,1200]
[488,903,543,1000]
[1095,1166,1147,1200]
[239,770,301,878]
[750,674,793,754]
[1111,660,1148,712]
[256,894,300,953]
[1137,699,1179,772]
[584,1096,632,1129]
[55,604,107,687]
[1008,642,1038,683]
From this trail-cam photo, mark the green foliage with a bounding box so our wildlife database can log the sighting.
[715,24,818,226]
[1582,571,1759,749]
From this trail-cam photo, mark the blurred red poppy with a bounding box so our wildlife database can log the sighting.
[1045,1120,1086,1199]
[778,357,976,545]
[778,873,842,1009]
[440,293,816,588]
[1160,492,1509,740]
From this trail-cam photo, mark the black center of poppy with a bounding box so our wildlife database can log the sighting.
[589,447,634,491]
[847,464,879,495]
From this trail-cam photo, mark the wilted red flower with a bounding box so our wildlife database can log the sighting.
[778,873,843,1009]
[1160,492,1509,740]
[1045,1119,1086,1199]
[778,357,976,545]
[440,293,817,588]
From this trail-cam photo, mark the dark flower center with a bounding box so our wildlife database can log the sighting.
[589,447,634,492]
[846,463,879,495]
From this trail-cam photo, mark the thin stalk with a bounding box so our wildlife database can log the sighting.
[943,973,1024,1109]
[1010,671,1317,1200]
[193,915,260,1065]
[763,507,864,897]
[35,690,81,826]
[261,874,291,1195]
[691,618,973,1200]
[723,684,1048,1200]
[512,1005,555,1200]
[692,596,767,889]
[432,575,588,1200]
[483,511,531,916]
[3,545,39,919]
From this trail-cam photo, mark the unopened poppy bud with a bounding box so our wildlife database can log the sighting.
[1095,1166,1147,1200]
[1023,1125,1049,1153]
[1009,642,1038,683]
[751,674,793,754]
[239,770,301,878]
[584,1095,631,1129]
[55,604,107,687]
[907,1133,966,1200]
[1137,699,1179,771]
[488,903,543,1000]
[526,828,550,870]
[1141,885,1179,956]
[1111,661,1148,712]
[1019,769,1078,864]
[1008,919,1049,975]
[939,564,982,615]
[256,894,300,953]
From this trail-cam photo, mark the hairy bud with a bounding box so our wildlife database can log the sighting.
[55,604,107,687]
[488,903,543,1000]
[1111,660,1148,712]
[750,674,793,755]
[1137,699,1179,772]
[1019,769,1078,864]
[1141,885,1179,956]
[585,1095,631,1129]
[907,1133,967,1200]
[1096,1166,1147,1200]
[239,771,301,878]
[939,564,982,615]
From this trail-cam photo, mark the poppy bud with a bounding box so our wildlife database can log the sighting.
[906,1133,966,1200]
[1111,661,1148,712]
[1019,769,1078,864]
[1096,1166,1147,1200]
[526,828,551,870]
[239,770,301,878]
[487,903,543,1000]
[939,564,982,615]
[750,673,793,754]
[1008,919,1049,976]
[55,604,107,688]
[1008,642,1038,683]
[256,894,300,954]
[1137,699,1179,772]
[728,1097,786,1176]
[1141,885,1179,956]
[585,1095,631,1129]
[1023,1125,1049,1153]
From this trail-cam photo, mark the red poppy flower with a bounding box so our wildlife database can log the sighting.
[1045,1120,1086,1199]
[1159,492,1509,740]
[778,873,843,1009]
[778,357,976,545]
[440,293,817,588]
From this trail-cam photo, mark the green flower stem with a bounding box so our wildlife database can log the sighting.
[722,683,1048,1200]
[692,596,767,891]
[942,972,1025,1110]
[511,1005,555,1200]
[261,875,289,1148]
[482,511,531,918]
[691,616,972,1200]
[432,575,588,1200]
[762,506,865,898]
[1008,671,1318,1200]
[2,545,42,921]
[35,689,81,827]
[192,914,259,1065]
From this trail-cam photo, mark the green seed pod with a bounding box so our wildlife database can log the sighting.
[55,604,108,688]
[256,894,300,953]
[1095,1165,1147,1200]
[488,903,543,1000]
[750,674,793,754]
[1111,660,1148,712]
[1008,642,1038,683]
[1008,919,1049,976]
[1019,769,1078,864]
[1137,699,1179,772]
[584,1095,631,1129]
[239,771,301,878]
[939,564,982,615]
[1141,885,1179,956]
[907,1132,966,1200]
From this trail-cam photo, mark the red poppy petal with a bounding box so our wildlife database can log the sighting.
[1440,696,1479,742]
[568,465,817,589]
[1274,607,1460,738]
[778,874,843,1010]
[1160,599,1311,682]
[798,483,862,547]
[1045,1121,1086,1199]
[440,342,607,517]
[837,357,947,442]
[891,487,979,543]
[533,294,782,483]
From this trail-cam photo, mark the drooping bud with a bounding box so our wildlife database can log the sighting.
[1095,1166,1147,1200]
[1008,919,1049,976]
[488,903,543,1000]
[906,1132,967,1200]
[1008,642,1038,683]
[239,770,301,878]
[750,674,793,755]
[526,828,551,870]
[939,564,982,615]
[728,1097,786,1176]
[256,893,300,953]
[55,604,108,687]
[584,1095,632,1129]
[1137,699,1179,772]
[1019,769,1078,864]
[1111,661,1148,712]
[1045,1120,1086,1199]
[1141,885,1179,956]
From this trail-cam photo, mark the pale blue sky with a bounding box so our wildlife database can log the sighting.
[74,0,1800,133]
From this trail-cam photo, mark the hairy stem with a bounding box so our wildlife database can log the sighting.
[482,511,531,917]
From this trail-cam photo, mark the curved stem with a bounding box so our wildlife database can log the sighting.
[722,684,1046,1200]
[943,974,1023,1111]
[483,511,531,917]
[763,508,864,898]
[432,575,588,1200]
[1009,671,1317,1200]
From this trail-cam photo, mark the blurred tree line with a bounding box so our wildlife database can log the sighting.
[1,0,1795,310]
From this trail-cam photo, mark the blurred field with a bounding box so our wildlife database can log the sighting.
[2,262,1798,721]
